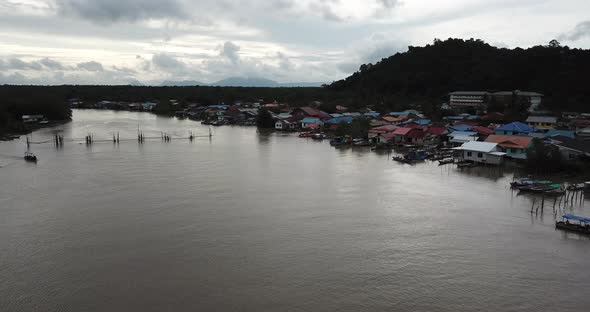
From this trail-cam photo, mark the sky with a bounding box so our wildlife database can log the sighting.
[1,0,590,85]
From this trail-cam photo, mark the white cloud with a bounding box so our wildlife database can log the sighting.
[0,0,588,85]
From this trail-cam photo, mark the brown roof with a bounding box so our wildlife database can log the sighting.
[485,135,533,149]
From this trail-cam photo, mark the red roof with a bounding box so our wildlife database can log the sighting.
[294,107,331,119]
[428,127,447,135]
[473,126,494,136]
[392,127,413,136]
[406,129,425,139]
[485,135,533,149]
[381,132,397,139]
[369,125,399,133]
[454,121,479,126]
[481,112,505,120]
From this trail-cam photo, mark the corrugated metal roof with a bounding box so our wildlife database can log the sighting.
[485,135,533,149]
[455,141,499,153]
[448,131,478,137]
[496,122,535,132]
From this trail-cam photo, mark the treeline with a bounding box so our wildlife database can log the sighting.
[328,38,590,115]
[0,85,355,135]
[0,87,72,136]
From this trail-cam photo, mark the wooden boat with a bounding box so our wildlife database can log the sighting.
[556,214,590,235]
[24,152,37,162]
[298,132,313,138]
[393,156,413,164]
[311,133,328,141]
[438,158,454,166]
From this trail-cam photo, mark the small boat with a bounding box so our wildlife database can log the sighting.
[311,133,328,141]
[393,156,413,164]
[330,137,349,146]
[438,158,454,166]
[556,214,590,236]
[352,139,371,147]
[24,152,37,162]
[298,132,313,138]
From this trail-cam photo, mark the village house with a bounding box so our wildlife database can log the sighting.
[291,107,331,121]
[453,141,506,165]
[392,127,425,145]
[526,116,557,130]
[300,117,323,129]
[494,122,535,136]
[448,131,479,146]
[369,125,399,143]
[275,119,297,131]
[485,135,533,159]
[548,136,590,161]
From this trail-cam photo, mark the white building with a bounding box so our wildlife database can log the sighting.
[453,141,506,165]
[449,91,488,108]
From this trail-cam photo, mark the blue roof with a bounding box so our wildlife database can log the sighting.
[547,129,575,139]
[324,116,353,124]
[416,119,431,125]
[449,131,478,137]
[390,111,410,116]
[449,124,474,132]
[364,112,381,118]
[496,122,535,132]
[301,117,321,123]
[563,214,590,223]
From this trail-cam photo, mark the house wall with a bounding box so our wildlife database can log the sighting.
[462,150,503,165]
[528,122,555,129]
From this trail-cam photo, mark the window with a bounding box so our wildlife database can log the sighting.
[467,152,472,157]
[477,152,483,158]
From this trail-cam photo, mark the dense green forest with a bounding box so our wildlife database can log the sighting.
[328,38,590,115]
[2,38,590,136]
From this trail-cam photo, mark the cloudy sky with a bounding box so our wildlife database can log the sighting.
[1,0,589,85]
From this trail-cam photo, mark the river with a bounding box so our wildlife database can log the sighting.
[1,109,589,311]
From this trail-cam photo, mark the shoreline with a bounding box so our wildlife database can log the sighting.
[0,119,71,142]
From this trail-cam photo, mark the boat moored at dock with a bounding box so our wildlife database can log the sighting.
[556,214,590,236]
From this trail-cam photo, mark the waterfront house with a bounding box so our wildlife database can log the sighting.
[548,136,590,161]
[369,125,399,143]
[22,115,44,123]
[275,119,297,131]
[392,127,425,145]
[453,141,506,165]
[494,122,535,136]
[291,107,331,121]
[448,131,478,146]
[526,116,557,130]
[301,117,323,129]
[485,135,533,159]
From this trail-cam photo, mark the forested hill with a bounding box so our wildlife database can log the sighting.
[327,38,590,112]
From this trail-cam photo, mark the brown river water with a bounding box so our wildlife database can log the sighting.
[1,109,589,311]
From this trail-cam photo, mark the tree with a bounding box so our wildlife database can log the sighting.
[525,139,563,173]
[256,107,275,129]
[548,39,561,48]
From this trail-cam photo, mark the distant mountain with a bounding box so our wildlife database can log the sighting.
[159,77,326,88]
[211,77,280,87]
[279,82,326,87]
[161,80,206,86]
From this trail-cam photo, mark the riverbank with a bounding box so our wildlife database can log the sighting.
[0,119,71,141]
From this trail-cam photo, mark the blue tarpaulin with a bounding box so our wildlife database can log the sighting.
[563,214,590,223]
